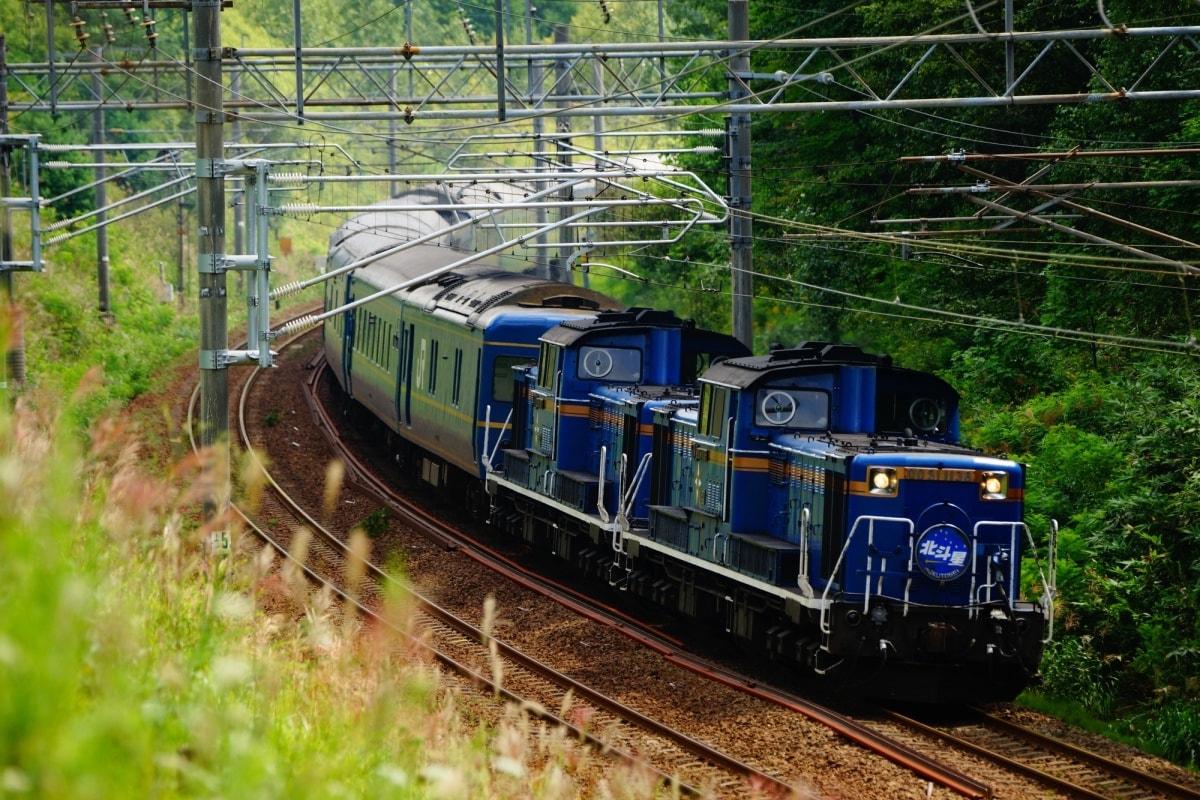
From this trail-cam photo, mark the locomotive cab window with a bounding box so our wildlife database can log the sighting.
[576,346,641,382]
[538,342,561,390]
[698,384,729,439]
[755,388,830,430]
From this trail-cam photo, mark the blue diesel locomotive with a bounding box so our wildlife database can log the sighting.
[324,193,1056,703]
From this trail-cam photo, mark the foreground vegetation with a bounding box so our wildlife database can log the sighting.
[0,394,683,798]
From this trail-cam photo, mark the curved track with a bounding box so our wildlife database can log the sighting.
[194,321,800,798]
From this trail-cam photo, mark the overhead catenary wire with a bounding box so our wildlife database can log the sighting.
[11,2,1200,352]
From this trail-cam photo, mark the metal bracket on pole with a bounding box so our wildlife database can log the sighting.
[198,252,261,273]
[1,135,44,273]
[199,348,269,369]
[196,156,278,368]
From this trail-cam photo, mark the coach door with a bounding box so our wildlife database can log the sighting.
[341,282,356,396]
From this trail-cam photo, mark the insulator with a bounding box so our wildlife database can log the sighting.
[123,8,139,25]
[278,315,319,337]
[143,18,158,46]
[101,13,115,45]
[278,203,320,215]
[598,0,610,24]
[43,217,74,232]
[268,173,306,184]
[70,15,89,48]
[270,280,307,300]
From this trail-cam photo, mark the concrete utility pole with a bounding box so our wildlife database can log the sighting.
[727,0,753,349]
[91,45,110,316]
[1,34,11,392]
[1,34,25,391]
[553,23,573,284]
[194,0,229,522]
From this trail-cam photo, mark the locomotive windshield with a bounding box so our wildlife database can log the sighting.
[755,388,830,430]
[577,346,642,382]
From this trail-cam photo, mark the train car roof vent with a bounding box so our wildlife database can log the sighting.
[433,272,468,290]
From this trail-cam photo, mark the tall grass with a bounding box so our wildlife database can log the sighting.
[0,388,681,798]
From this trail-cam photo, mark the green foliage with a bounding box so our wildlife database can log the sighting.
[1133,699,1200,768]
[0,400,447,798]
[965,358,1200,745]
[1037,636,1121,718]
[360,508,391,539]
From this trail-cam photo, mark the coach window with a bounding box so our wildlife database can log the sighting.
[451,348,463,407]
[428,339,439,395]
[492,356,528,403]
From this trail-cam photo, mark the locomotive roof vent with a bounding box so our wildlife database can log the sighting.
[767,341,892,367]
[525,295,604,310]
[558,306,692,331]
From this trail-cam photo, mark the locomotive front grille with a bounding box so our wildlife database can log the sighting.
[555,470,602,512]
[649,506,689,552]
[502,450,531,487]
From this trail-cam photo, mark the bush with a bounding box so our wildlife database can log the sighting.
[1038,635,1121,718]
[1134,699,1200,768]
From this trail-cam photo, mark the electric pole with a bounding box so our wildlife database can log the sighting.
[727,0,753,349]
[194,0,229,525]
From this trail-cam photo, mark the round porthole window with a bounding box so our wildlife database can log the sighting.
[760,390,797,425]
[908,397,944,432]
[582,348,613,378]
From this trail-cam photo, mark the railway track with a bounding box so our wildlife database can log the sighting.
[202,319,1200,800]
[198,320,800,799]
[883,708,1200,800]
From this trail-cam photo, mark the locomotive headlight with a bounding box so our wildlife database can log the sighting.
[981,471,1008,500]
[868,467,899,496]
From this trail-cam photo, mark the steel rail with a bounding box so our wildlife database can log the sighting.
[887,708,1200,800]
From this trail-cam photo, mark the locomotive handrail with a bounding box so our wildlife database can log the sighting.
[620,453,653,524]
[597,446,611,524]
[714,531,730,566]
[1044,519,1058,643]
[797,506,814,598]
[480,404,513,475]
[820,515,915,635]
[971,520,1026,614]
